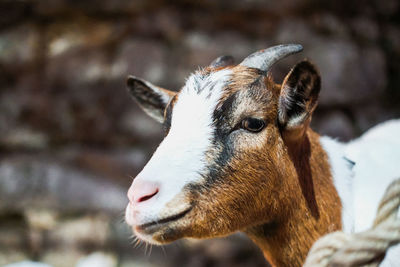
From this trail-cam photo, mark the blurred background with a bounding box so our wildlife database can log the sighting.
[0,0,399,266]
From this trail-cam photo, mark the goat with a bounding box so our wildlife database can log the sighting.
[124,44,400,266]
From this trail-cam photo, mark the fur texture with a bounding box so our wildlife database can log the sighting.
[125,53,400,266]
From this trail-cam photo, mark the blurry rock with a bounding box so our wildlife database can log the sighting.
[3,262,53,267]
[178,234,266,267]
[46,49,111,88]
[0,92,22,135]
[49,215,110,247]
[134,8,183,42]
[0,157,127,214]
[42,249,82,267]
[64,148,148,186]
[276,19,387,106]
[0,128,48,150]
[76,252,117,267]
[183,31,253,68]
[275,19,315,46]
[24,210,57,231]
[47,21,118,57]
[48,31,85,58]
[113,39,167,85]
[204,0,302,13]
[373,0,399,16]
[386,25,400,54]
[27,229,43,258]
[351,16,379,42]
[45,20,128,87]
[119,260,160,267]
[119,108,163,141]
[0,252,29,267]
[312,111,355,141]
[172,30,256,87]
[353,103,398,134]
[0,226,25,249]
[311,13,349,37]
[0,24,37,66]
[35,0,148,14]
[0,213,27,249]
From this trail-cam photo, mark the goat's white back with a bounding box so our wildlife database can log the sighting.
[322,119,400,266]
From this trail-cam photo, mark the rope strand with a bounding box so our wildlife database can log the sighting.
[304,178,400,267]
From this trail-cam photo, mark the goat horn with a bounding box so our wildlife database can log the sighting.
[210,55,235,68]
[239,44,303,71]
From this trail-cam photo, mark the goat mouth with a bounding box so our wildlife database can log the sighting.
[136,207,192,233]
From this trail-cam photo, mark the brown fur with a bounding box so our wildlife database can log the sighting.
[246,129,342,266]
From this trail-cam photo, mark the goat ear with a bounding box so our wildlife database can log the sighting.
[278,60,321,130]
[127,76,176,123]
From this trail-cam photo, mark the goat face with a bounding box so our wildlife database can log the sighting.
[125,45,321,245]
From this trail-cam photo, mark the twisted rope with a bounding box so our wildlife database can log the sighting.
[304,178,400,267]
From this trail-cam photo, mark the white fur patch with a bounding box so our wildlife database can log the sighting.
[345,119,400,232]
[130,68,232,225]
[321,119,400,237]
[320,136,354,233]
[345,120,400,266]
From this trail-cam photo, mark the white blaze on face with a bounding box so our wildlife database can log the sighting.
[132,68,232,224]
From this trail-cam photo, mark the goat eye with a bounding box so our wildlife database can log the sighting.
[241,118,265,133]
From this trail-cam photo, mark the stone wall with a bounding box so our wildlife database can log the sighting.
[0,0,399,266]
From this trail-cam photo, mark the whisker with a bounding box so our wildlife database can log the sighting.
[160,237,167,257]
[129,235,137,245]
[134,238,142,248]
[145,242,149,256]
[117,209,126,223]
[148,244,153,257]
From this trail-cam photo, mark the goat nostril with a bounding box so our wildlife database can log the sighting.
[129,180,159,204]
[137,189,159,203]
